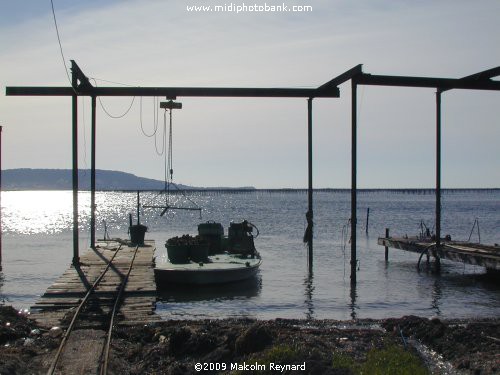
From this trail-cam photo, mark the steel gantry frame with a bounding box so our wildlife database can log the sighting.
[319,64,500,283]
[5,61,500,284]
[6,60,340,268]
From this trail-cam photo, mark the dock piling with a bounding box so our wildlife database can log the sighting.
[307,97,313,273]
[90,95,96,249]
[350,79,358,284]
[0,126,2,269]
[385,228,389,261]
[365,208,370,235]
[71,63,79,266]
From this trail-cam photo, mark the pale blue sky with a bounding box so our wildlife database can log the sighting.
[1,0,499,188]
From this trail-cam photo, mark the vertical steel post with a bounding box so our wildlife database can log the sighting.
[71,62,79,266]
[385,228,389,262]
[365,207,370,235]
[307,97,313,272]
[0,126,2,269]
[435,90,442,269]
[137,191,140,225]
[351,80,357,284]
[90,95,96,249]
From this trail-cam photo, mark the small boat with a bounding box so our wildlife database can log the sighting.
[154,220,262,286]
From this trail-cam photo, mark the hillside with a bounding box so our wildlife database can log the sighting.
[1,169,254,191]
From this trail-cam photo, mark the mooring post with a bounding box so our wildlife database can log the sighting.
[365,207,370,235]
[137,190,141,225]
[385,228,389,262]
[71,62,79,266]
[435,90,442,270]
[351,80,357,284]
[90,95,96,249]
[307,97,313,273]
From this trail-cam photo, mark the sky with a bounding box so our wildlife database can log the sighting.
[0,0,499,188]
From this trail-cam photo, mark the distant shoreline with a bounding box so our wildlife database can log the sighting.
[2,188,499,193]
[2,169,498,191]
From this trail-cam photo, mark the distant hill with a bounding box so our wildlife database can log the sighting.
[1,169,255,191]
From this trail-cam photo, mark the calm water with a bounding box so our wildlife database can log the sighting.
[1,190,499,320]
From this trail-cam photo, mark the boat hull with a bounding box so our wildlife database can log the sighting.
[155,254,261,286]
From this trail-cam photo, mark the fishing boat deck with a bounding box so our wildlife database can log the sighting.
[30,240,160,328]
[378,236,500,271]
[156,253,261,271]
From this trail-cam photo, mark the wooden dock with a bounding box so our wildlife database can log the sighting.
[30,240,160,328]
[378,236,500,272]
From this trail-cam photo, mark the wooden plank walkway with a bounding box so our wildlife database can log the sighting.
[378,236,500,271]
[30,240,160,328]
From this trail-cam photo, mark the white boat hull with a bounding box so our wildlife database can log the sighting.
[155,254,261,285]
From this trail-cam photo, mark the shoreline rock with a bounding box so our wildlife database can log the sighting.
[1,305,498,374]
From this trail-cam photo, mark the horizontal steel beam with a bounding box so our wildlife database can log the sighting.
[356,73,500,91]
[6,86,340,98]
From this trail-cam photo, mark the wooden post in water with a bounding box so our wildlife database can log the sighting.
[365,207,370,235]
[90,96,96,249]
[71,62,79,266]
[350,80,358,284]
[385,228,389,262]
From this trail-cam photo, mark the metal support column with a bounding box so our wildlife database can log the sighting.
[351,80,357,284]
[435,90,442,269]
[90,96,96,249]
[0,126,2,270]
[307,97,313,272]
[71,63,79,266]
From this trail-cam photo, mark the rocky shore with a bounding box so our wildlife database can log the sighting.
[1,305,498,374]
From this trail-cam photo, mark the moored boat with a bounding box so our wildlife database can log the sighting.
[154,220,261,286]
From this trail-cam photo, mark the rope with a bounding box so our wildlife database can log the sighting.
[139,97,159,138]
[98,96,136,119]
[153,109,166,156]
[90,78,136,119]
[50,0,75,92]
[417,243,436,270]
[340,218,351,279]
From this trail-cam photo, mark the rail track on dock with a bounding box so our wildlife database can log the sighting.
[46,242,140,375]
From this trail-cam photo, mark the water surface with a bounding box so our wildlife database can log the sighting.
[1,190,498,320]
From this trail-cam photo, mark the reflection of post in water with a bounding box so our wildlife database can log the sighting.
[303,272,315,320]
[349,280,358,320]
[431,278,442,316]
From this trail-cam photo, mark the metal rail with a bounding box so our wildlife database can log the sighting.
[47,244,139,375]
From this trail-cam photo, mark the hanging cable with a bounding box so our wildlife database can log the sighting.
[153,109,166,157]
[98,96,136,119]
[142,99,202,218]
[50,0,71,87]
[90,78,136,119]
[139,97,159,138]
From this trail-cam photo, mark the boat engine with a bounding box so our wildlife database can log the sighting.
[227,220,258,257]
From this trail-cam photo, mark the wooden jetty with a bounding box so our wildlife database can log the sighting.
[30,240,160,328]
[378,236,500,272]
